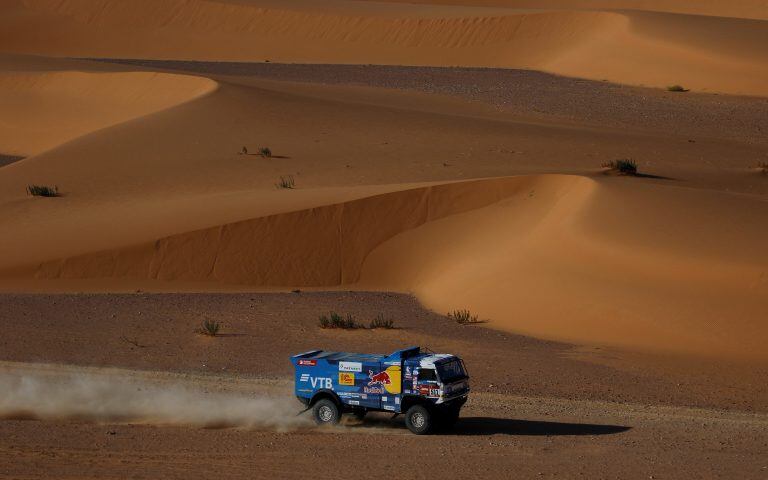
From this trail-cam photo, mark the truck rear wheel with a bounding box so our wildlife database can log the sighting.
[312,399,340,426]
[405,405,434,435]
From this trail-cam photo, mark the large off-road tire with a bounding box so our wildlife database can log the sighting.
[312,399,340,426]
[405,405,434,435]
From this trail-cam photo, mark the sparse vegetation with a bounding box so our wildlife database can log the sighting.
[259,147,273,158]
[369,314,395,329]
[276,175,295,189]
[448,309,484,325]
[198,319,221,336]
[667,85,689,92]
[319,312,362,329]
[26,185,59,197]
[318,312,396,329]
[757,161,768,174]
[602,159,638,175]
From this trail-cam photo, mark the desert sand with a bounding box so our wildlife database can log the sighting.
[1,0,767,477]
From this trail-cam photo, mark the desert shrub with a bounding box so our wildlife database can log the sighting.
[319,312,361,329]
[757,162,768,174]
[259,147,272,158]
[27,185,59,197]
[275,175,295,189]
[369,315,395,329]
[448,309,483,325]
[602,159,638,175]
[667,85,689,92]
[199,319,221,336]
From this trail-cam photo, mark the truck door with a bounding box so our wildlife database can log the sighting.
[337,360,382,410]
[368,362,402,412]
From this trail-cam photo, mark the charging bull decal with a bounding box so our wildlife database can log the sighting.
[368,370,391,386]
[368,366,401,394]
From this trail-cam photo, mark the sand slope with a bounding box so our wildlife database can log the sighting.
[0,68,216,156]
[2,0,768,95]
[8,174,766,361]
[356,0,768,21]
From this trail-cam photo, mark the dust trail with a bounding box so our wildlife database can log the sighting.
[0,362,309,431]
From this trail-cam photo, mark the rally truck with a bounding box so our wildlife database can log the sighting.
[291,346,469,434]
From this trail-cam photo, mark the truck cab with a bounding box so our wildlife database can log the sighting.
[291,346,469,434]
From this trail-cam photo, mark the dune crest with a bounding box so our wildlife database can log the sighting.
[2,0,768,95]
[0,70,217,157]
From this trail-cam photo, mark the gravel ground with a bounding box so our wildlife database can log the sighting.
[89,59,768,148]
[2,292,767,478]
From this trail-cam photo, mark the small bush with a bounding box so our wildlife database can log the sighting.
[602,159,638,175]
[276,175,295,189]
[448,309,483,325]
[27,185,59,197]
[319,312,361,329]
[369,315,395,329]
[667,85,689,92]
[757,162,768,174]
[259,147,272,158]
[199,319,221,336]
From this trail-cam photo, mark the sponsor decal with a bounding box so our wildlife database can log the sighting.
[363,386,384,394]
[382,396,388,402]
[419,385,441,397]
[383,405,395,411]
[348,400,360,406]
[367,366,402,394]
[298,359,316,366]
[361,394,367,399]
[308,377,333,389]
[339,372,355,386]
[299,374,310,382]
[339,361,362,373]
[395,397,400,404]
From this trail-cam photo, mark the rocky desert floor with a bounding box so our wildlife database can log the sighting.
[1,0,768,478]
[1,293,768,479]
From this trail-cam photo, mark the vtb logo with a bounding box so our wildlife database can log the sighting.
[306,377,332,389]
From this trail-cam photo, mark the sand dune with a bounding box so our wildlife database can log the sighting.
[7,174,765,361]
[2,0,768,95]
[356,0,768,21]
[0,68,216,156]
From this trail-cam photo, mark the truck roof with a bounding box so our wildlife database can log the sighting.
[291,346,457,367]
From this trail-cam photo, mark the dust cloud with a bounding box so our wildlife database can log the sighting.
[0,363,309,431]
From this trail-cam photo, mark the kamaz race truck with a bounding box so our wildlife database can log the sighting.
[291,346,469,434]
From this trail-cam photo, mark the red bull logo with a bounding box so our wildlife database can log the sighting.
[368,369,391,386]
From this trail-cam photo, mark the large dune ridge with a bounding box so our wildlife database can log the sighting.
[348,0,768,21]
[4,174,766,361]
[2,0,768,95]
[0,69,216,156]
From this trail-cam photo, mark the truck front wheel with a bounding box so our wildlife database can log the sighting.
[405,405,434,435]
[312,399,340,426]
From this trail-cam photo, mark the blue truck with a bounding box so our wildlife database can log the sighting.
[291,346,470,434]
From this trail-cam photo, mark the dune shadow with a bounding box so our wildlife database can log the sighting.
[634,172,677,180]
[240,153,291,159]
[450,417,631,436]
[0,154,25,168]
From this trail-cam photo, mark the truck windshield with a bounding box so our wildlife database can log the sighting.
[436,359,467,383]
